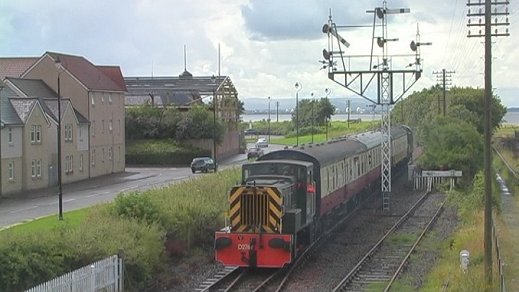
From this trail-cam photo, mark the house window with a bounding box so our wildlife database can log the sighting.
[65,155,73,173]
[65,124,73,142]
[91,93,95,106]
[37,159,41,177]
[8,128,12,143]
[102,148,105,163]
[31,125,42,143]
[109,120,113,132]
[101,93,105,104]
[101,120,105,134]
[91,121,95,137]
[79,154,83,172]
[8,162,14,180]
[108,93,112,104]
[109,147,113,161]
[91,149,96,166]
[31,160,36,177]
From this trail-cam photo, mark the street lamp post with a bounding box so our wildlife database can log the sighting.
[276,101,279,122]
[211,75,217,171]
[325,88,331,141]
[55,57,63,220]
[310,92,314,144]
[268,96,271,144]
[0,80,4,197]
[294,82,302,146]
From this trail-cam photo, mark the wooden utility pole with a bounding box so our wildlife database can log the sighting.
[433,69,455,116]
[467,0,509,288]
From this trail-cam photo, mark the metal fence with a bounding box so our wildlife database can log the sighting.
[25,254,123,292]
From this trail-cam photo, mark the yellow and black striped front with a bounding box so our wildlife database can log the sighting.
[229,186,283,233]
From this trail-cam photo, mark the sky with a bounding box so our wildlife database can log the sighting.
[0,0,517,106]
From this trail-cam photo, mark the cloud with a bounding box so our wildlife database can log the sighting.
[0,0,518,106]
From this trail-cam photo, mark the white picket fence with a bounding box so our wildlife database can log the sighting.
[25,255,123,292]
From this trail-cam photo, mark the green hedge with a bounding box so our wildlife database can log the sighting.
[126,139,209,165]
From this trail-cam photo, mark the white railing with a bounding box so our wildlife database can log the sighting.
[26,254,123,292]
[414,175,449,192]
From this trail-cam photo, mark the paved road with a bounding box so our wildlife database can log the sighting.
[0,143,284,229]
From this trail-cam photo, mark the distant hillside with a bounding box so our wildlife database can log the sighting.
[243,97,376,114]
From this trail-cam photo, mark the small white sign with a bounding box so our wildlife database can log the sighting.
[421,170,462,177]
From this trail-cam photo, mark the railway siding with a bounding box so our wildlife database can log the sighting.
[333,192,446,291]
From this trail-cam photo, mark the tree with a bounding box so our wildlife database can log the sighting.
[448,87,506,135]
[391,86,507,144]
[292,97,335,128]
[125,104,225,143]
[418,115,483,183]
[175,105,225,143]
[125,104,164,139]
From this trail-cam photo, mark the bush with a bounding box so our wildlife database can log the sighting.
[0,207,165,291]
[0,168,241,291]
[0,232,74,291]
[126,139,209,165]
[63,211,165,290]
[111,192,161,225]
[145,168,240,248]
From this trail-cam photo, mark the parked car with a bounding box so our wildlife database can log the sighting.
[256,137,268,148]
[190,157,217,173]
[244,128,257,136]
[247,147,264,159]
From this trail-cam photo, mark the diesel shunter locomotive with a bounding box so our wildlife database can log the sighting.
[215,126,413,268]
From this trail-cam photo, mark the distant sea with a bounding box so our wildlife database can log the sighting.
[503,111,519,125]
[242,111,519,125]
[241,113,379,123]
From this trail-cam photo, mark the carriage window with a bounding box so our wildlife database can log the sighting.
[327,168,330,192]
[335,165,338,189]
[355,157,360,177]
[344,162,351,182]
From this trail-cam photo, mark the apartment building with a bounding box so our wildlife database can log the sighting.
[0,52,125,195]
[22,52,126,178]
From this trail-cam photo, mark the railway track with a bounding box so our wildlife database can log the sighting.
[332,192,446,292]
[194,266,240,291]
[195,196,368,292]
[195,174,424,292]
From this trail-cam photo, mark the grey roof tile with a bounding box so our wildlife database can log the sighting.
[0,87,23,125]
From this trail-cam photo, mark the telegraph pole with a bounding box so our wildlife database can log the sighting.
[321,1,429,211]
[467,0,509,287]
[433,69,455,116]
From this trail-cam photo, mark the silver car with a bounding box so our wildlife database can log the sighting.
[255,137,268,148]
